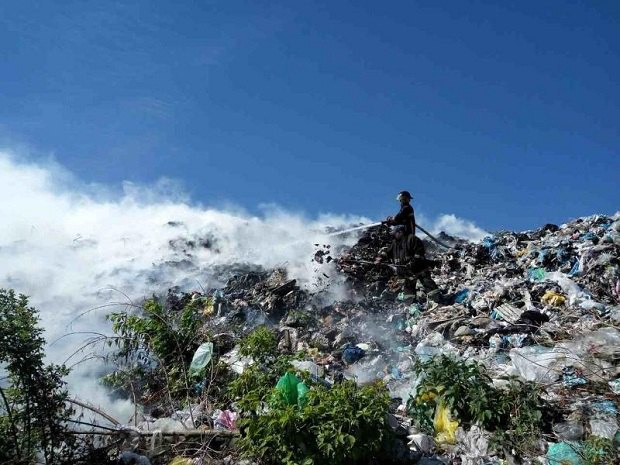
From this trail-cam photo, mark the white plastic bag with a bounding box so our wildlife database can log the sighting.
[590,417,619,439]
[509,346,567,383]
[189,342,214,376]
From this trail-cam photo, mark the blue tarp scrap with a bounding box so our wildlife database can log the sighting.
[342,345,366,364]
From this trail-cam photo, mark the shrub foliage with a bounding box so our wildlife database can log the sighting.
[0,289,73,464]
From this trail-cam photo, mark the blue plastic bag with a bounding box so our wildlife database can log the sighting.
[454,289,470,303]
[342,345,366,364]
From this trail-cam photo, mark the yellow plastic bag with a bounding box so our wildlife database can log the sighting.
[203,297,215,316]
[541,290,566,307]
[433,401,458,444]
[416,390,438,404]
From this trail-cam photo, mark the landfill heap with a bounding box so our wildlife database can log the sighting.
[109,213,620,465]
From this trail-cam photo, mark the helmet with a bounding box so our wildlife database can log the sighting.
[396,191,412,201]
[390,224,406,235]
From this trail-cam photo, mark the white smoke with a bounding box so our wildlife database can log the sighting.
[0,150,487,420]
[427,213,489,242]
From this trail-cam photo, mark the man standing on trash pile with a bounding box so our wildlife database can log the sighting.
[375,224,442,302]
[385,190,416,236]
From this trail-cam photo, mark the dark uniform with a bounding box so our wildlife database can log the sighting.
[382,233,440,299]
[392,203,416,236]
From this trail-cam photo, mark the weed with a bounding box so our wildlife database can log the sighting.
[408,355,547,457]
[581,436,618,464]
[239,380,390,465]
[239,325,278,362]
[105,296,205,402]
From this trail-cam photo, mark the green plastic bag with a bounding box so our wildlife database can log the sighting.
[297,380,310,407]
[275,372,309,407]
[528,267,546,282]
[189,342,214,377]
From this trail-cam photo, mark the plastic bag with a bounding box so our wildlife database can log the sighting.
[342,345,366,364]
[433,401,458,444]
[456,425,489,465]
[510,346,566,383]
[189,342,214,377]
[454,289,470,303]
[202,296,215,316]
[407,433,434,452]
[119,452,152,465]
[528,267,546,282]
[546,442,582,465]
[149,418,185,433]
[545,271,590,305]
[590,417,619,439]
[591,400,618,415]
[541,290,566,307]
[291,360,324,378]
[296,381,310,407]
[220,345,251,374]
[553,422,584,441]
[275,372,309,407]
[214,409,238,430]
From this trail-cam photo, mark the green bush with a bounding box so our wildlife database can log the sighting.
[408,356,546,456]
[581,436,619,465]
[239,325,278,362]
[0,289,73,464]
[105,296,205,401]
[226,363,276,412]
[239,380,390,465]
[230,327,391,465]
[226,344,295,411]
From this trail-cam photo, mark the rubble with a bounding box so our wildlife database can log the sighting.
[102,213,619,464]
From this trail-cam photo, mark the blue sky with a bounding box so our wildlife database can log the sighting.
[1,0,618,232]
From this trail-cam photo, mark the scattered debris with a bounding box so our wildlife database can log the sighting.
[84,213,620,464]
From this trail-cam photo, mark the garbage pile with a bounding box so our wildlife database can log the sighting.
[109,213,620,464]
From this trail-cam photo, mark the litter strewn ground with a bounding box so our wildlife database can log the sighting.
[92,213,620,464]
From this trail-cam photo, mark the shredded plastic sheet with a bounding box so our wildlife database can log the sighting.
[510,328,620,384]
